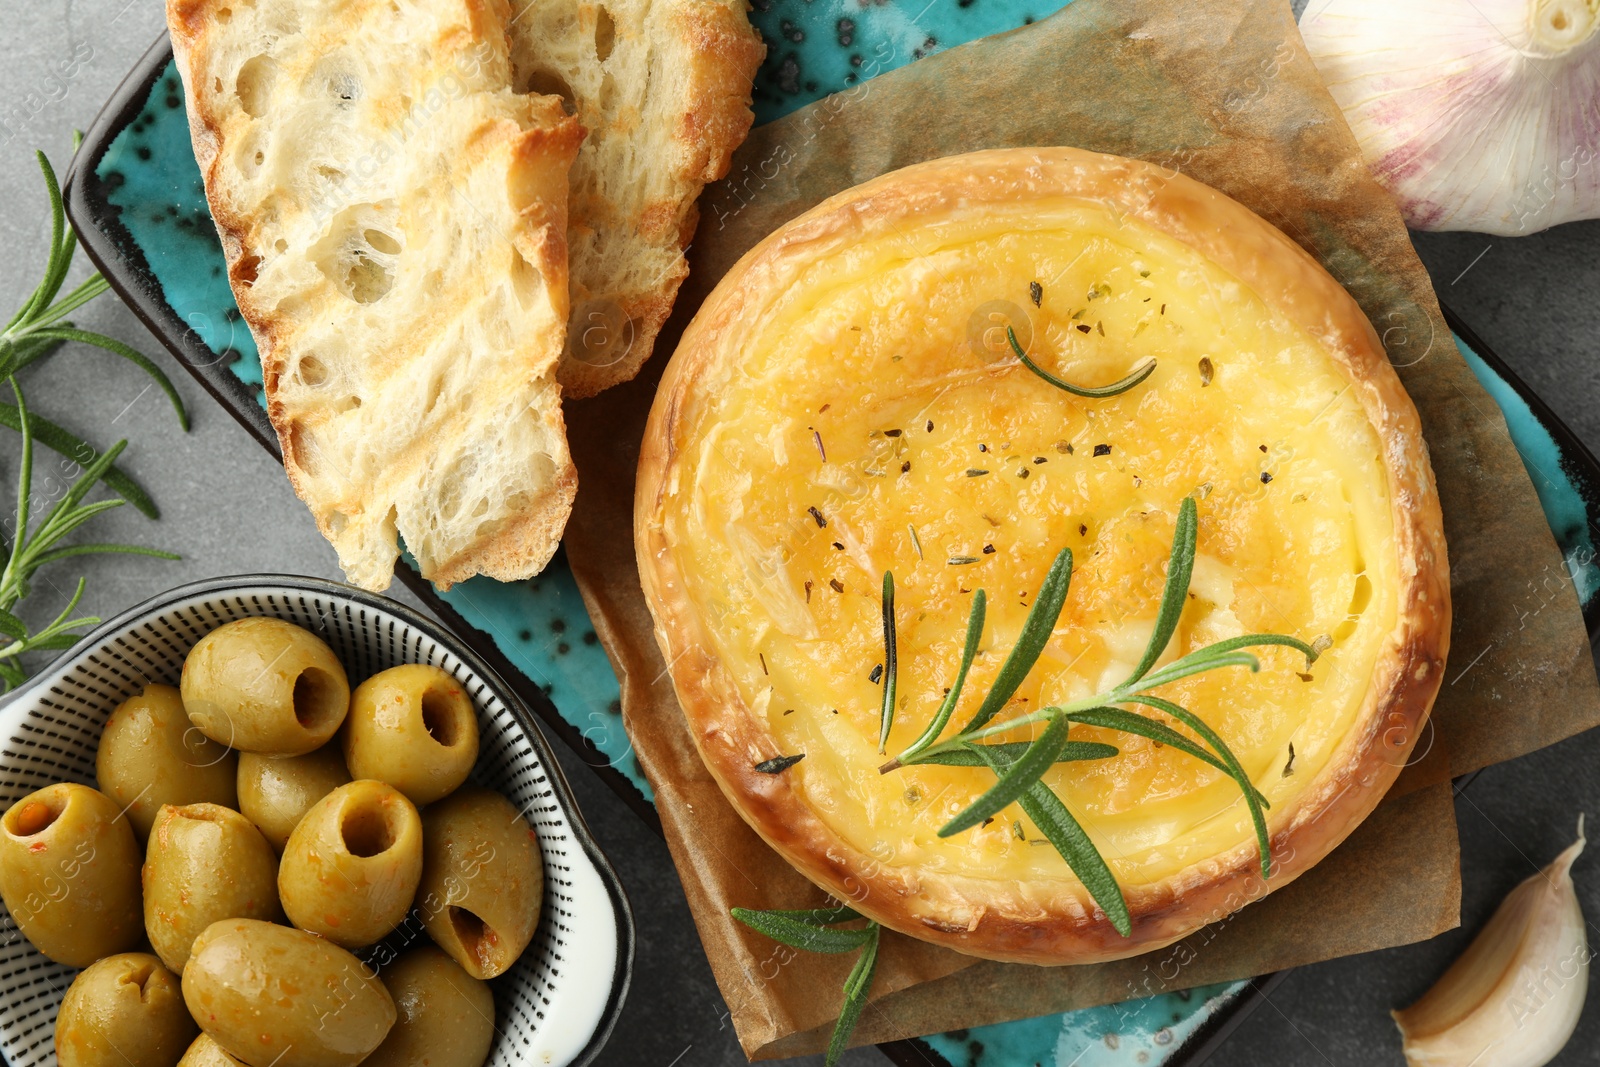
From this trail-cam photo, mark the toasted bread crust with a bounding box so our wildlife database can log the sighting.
[636,148,1451,964]
[509,0,763,398]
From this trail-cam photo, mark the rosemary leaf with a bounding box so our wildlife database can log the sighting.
[897,589,986,763]
[26,328,189,430]
[913,738,1118,768]
[1123,496,1197,686]
[1126,694,1271,878]
[29,632,85,652]
[826,923,880,1067]
[974,744,1131,936]
[1064,707,1269,808]
[0,335,63,380]
[1007,326,1156,399]
[746,906,863,926]
[21,152,69,326]
[939,716,1073,837]
[877,571,897,753]
[730,909,876,954]
[38,439,130,534]
[0,609,25,640]
[10,380,33,571]
[1133,650,1261,691]
[958,547,1072,735]
[0,402,159,517]
[1152,631,1320,671]
[27,543,180,569]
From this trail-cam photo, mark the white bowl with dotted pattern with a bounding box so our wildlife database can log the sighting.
[0,575,633,1067]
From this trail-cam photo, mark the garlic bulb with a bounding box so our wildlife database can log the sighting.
[1392,818,1588,1067]
[1302,0,1600,234]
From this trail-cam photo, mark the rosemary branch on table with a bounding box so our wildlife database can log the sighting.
[0,145,187,690]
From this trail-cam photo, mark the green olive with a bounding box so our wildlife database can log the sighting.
[366,946,495,1067]
[143,804,283,973]
[342,665,478,806]
[180,618,350,755]
[236,747,351,852]
[182,919,395,1067]
[55,952,197,1067]
[0,783,142,966]
[176,1035,247,1067]
[418,787,542,979]
[96,684,238,843]
[279,780,422,948]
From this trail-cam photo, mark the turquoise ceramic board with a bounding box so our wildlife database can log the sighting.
[63,4,1600,1066]
[1457,339,1600,606]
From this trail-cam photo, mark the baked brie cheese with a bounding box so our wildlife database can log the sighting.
[636,148,1450,964]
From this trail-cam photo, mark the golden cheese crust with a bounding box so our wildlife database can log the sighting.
[635,148,1450,965]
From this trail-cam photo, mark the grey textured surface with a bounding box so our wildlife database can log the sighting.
[0,3,1597,1066]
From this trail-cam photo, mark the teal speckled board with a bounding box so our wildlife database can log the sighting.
[70,3,1600,1065]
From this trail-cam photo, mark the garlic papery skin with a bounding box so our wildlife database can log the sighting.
[1302,0,1600,235]
[1392,818,1589,1067]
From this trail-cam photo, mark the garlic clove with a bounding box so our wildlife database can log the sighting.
[1393,817,1588,1067]
[1302,0,1600,235]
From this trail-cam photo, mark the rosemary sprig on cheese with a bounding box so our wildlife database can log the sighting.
[879,495,1317,934]
[1006,325,1155,399]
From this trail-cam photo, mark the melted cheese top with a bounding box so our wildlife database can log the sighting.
[662,196,1396,892]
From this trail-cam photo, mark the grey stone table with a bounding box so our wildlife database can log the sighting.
[1,3,1596,1065]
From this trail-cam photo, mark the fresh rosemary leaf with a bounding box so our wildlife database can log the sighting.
[43,438,130,528]
[27,543,180,568]
[1152,632,1319,674]
[0,609,25,640]
[974,744,1131,936]
[21,152,69,327]
[1007,326,1156,399]
[1124,496,1197,686]
[0,402,159,517]
[1065,707,1268,807]
[11,381,33,558]
[25,328,189,430]
[1127,694,1271,878]
[913,738,1118,768]
[745,905,863,926]
[29,632,86,652]
[1134,650,1261,691]
[825,923,881,1067]
[939,716,1073,837]
[0,335,63,378]
[959,547,1072,735]
[877,571,897,753]
[730,909,877,954]
[897,589,986,763]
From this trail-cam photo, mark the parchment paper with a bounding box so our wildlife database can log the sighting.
[562,0,1600,1056]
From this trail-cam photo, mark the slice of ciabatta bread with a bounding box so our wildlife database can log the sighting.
[168,0,584,591]
[507,0,763,398]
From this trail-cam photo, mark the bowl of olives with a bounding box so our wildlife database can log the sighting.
[0,575,633,1067]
